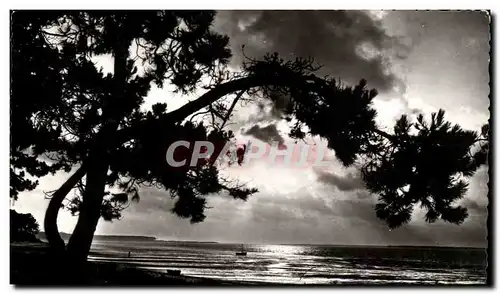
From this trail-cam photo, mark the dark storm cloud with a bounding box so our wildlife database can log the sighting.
[215,10,410,93]
[243,123,284,145]
[315,170,365,192]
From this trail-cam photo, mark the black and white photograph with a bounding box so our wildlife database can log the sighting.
[9,8,492,287]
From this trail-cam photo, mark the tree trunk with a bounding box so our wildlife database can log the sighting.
[44,164,87,253]
[64,32,129,278]
[65,155,108,268]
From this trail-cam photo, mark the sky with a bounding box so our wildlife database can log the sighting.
[12,10,491,247]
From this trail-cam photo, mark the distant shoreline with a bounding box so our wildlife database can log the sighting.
[37,232,157,241]
[35,232,485,249]
[37,232,220,244]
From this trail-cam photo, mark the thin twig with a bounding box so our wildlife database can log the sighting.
[219,89,246,130]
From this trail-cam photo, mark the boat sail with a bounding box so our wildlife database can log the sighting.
[235,244,247,256]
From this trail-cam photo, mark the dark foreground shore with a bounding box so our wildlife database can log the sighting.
[10,242,266,286]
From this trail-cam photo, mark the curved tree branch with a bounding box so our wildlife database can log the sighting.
[44,163,87,252]
[113,74,397,145]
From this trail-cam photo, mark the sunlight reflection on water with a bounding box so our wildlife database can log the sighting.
[89,241,486,285]
[257,244,304,256]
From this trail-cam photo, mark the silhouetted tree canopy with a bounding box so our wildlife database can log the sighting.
[10,11,260,261]
[10,10,490,261]
[10,209,40,242]
[360,111,489,228]
[11,11,243,224]
[11,12,74,200]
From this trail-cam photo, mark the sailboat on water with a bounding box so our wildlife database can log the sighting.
[235,244,247,256]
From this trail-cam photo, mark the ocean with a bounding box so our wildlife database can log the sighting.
[88,240,487,285]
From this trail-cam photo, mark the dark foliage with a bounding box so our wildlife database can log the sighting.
[10,12,74,200]
[360,111,489,228]
[10,209,40,242]
[11,11,244,224]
